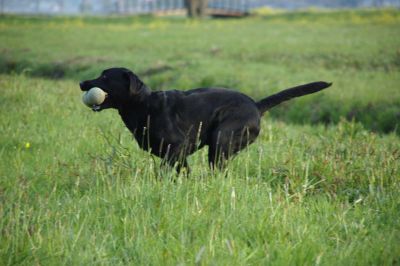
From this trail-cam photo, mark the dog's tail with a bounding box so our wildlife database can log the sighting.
[256,81,332,115]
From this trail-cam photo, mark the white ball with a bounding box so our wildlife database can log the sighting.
[82,87,107,107]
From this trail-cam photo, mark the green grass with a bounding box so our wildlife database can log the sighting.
[1,9,400,133]
[1,9,400,265]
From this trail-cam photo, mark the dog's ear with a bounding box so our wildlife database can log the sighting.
[124,70,150,100]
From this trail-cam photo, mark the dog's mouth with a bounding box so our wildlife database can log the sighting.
[91,96,111,112]
[92,104,102,112]
[92,96,108,112]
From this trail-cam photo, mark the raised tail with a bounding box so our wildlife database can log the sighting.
[256,81,332,114]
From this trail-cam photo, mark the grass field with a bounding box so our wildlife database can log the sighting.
[1,9,400,265]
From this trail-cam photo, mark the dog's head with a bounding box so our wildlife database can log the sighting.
[79,67,150,111]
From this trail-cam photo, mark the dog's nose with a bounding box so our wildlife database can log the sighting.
[79,81,86,91]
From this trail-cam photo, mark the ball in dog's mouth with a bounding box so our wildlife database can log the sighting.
[82,87,107,111]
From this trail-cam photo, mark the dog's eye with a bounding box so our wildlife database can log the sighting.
[102,75,107,79]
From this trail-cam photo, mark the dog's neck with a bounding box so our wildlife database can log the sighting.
[118,96,151,148]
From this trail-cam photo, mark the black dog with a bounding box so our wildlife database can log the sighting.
[80,67,331,172]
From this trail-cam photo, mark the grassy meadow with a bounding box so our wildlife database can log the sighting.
[1,9,400,265]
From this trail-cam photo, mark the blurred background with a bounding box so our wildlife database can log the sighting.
[1,0,399,16]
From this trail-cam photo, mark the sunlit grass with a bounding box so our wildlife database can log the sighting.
[0,71,399,264]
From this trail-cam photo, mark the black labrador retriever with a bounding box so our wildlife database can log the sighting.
[80,67,331,172]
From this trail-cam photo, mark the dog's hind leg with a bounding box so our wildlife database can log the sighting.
[161,153,190,175]
[175,159,190,175]
[208,125,259,170]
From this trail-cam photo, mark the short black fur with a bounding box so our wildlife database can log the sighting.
[80,67,331,172]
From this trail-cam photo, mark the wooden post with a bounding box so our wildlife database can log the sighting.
[199,0,208,17]
[184,0,211,17]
